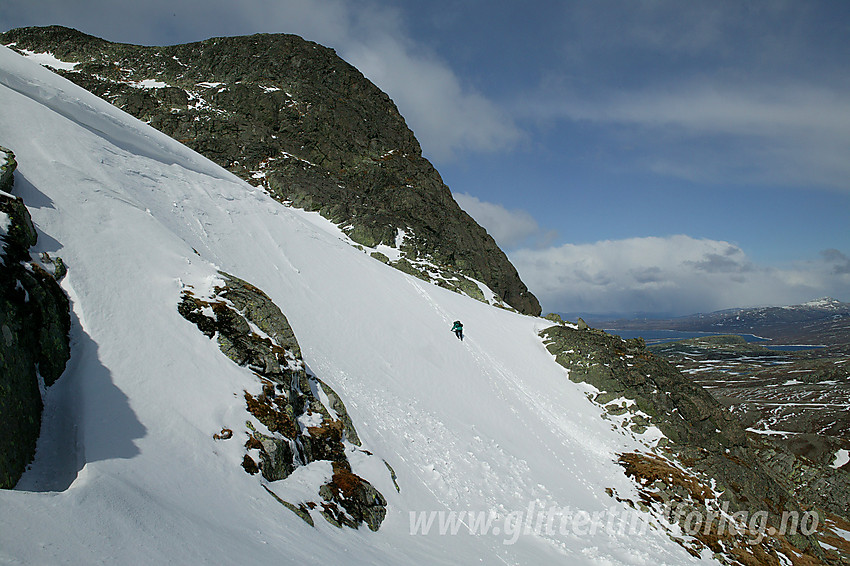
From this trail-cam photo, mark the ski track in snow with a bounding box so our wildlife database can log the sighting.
[0,46,712,565]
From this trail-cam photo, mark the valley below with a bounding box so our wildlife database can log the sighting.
[647,335,850,465]
[611,329,850,563]
[598,297,850,464]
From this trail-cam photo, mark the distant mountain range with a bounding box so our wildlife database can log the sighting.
[590,297,850,346]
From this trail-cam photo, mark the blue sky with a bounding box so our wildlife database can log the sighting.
[3,0,849,315]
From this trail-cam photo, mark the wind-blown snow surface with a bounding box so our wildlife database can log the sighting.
[0,47,712,565]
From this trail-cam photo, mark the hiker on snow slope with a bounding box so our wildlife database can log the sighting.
[451,320,463,341]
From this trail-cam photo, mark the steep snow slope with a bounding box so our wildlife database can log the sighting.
[0,47,712,565]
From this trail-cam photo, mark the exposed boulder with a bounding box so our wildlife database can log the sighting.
[0,147,15,193]
[0,147,71,489]
[318,461,387,532]
[178,270,387,530]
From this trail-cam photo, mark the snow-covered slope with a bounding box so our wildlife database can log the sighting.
[0,46,711,565]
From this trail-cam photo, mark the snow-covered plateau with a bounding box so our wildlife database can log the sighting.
[0,46,713,565]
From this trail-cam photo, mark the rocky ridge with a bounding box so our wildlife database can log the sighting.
[0,146,71,488]
[178,270,388,530]
[1,25,540,316]
[541,315,849,565]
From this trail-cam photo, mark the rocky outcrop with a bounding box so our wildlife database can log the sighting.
[0,147,71,489]
[178,271,386,531]
[0,147,15,192]
[2,25,541,315]
[541,321,835,565]
[750,436,850,525]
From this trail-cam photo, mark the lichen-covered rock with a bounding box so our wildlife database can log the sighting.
[541,324,745,451]
[543,313,564,324]
[0,146,16,193]
[1,25,541,315]
[0,147,71,489]
[318,461,387,532]
[370,251,389,264]
[749,435,850,523]
[178,270,386,530]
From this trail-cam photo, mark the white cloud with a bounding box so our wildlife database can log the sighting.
[510,235,850,315]
[342,42,521,161]
[523,82,850,190]
[453,192,553,249]
[562,84,850,138]
[517,2,850,191]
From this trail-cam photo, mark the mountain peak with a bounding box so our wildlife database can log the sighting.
[801,297,844,308]
[0,26,541,315]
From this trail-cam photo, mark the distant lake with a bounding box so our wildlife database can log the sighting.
[763,344,825,351]
[604,329,822,351]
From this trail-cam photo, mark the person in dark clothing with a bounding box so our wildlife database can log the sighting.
[451,320,463,341]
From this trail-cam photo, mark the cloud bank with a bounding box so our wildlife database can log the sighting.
[523,82,850,190]
[515,1,850,191]
[454,193,850,317]
[453,192,555,250]
[509,235,850,316]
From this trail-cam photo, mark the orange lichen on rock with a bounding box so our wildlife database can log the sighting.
[619,451,711,503]
[244,391,298,438]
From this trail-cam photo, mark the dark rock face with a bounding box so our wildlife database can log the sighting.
[0,147,71,489]
[2,25,541,315]
[749,436,850,523]
[178,271,386,531]
[541,322,834,564]
[542,325,747,451]
[318,461,387,531]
